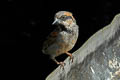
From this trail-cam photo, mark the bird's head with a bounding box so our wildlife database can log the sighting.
[52,11,76,27]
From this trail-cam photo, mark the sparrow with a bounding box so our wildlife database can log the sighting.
[42,11,79,67]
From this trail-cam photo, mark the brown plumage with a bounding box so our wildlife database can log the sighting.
[42,11,79,67]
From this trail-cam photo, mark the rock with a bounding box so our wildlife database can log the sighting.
[46,13,120,80]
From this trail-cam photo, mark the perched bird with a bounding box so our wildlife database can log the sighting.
[42,11,79,67]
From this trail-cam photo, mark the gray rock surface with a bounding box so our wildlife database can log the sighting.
[46,13,120,80]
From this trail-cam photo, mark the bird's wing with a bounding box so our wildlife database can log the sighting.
[42,29,59,51]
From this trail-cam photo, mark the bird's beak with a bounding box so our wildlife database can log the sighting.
[52,18,58,25]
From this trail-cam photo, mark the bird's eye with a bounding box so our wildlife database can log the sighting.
[60,15,66,19]
[60,15,73,21]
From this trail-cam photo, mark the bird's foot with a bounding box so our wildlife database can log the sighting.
[52,58,66,70]
[57,62,66,70]
[69,55,74,63]
[65,52,74,64]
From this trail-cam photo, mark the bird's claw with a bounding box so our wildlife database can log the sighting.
[69,55,74,64]
[58,62,66,70]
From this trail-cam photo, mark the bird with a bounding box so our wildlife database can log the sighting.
[42,11,79,68]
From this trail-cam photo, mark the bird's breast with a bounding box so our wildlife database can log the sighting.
[56,29,78,52]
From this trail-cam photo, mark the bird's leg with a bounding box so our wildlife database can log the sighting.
[52,58,65,69]
[65,52,74,63]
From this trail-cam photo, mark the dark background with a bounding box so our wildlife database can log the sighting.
[5,0,120,79]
